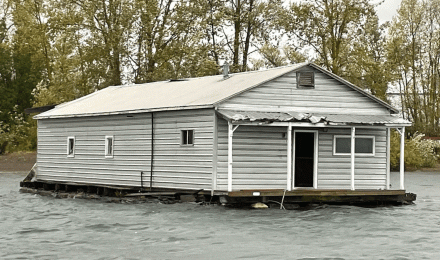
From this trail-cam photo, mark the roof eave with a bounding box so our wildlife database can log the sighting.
[221,121,411,128]
[327,122,412,127]
[34,104,215,119]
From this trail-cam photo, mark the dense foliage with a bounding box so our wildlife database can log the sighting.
[390,131,440,170]
[0,0,440,167]
[387,0,440,137]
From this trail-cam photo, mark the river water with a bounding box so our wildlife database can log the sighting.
[1,172,439,260]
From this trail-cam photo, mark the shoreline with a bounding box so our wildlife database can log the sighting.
[0,151,36,173]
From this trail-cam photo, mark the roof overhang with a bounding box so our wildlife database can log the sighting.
[217,110,412,128]
[35,105,214,119]
[25,105,57,115]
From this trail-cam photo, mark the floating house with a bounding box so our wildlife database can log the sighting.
[31,62,415,204]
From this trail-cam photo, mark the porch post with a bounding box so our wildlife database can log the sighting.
[287,123,292,191]
[351,127,355,190]
[400,127,405,190]
[228,121,233,192]
[386,128,391,190]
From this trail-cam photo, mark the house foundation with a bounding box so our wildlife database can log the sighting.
[20,179,416,207]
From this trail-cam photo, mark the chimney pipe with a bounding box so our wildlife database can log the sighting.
[223,62,229,79]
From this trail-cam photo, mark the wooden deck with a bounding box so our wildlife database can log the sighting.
[228,189,406,197]
[20,179,416,206]
[222,189,416,205]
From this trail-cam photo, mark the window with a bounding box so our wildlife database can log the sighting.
[333,135,375,156]
[105,136,114,157]
[297,72,315,88]
[181,130,194,145]
[67,137,75,157]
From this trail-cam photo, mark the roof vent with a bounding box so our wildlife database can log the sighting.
[223,62,229,79]
[297,71,315,88]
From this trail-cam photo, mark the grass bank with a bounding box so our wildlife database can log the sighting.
[0,151,36,172]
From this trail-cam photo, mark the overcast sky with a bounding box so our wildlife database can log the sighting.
[375,0,402,23]
[289,0,403,23]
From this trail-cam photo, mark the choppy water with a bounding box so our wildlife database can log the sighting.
[1,172,440,259]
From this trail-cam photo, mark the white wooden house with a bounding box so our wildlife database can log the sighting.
[33,62,411,200]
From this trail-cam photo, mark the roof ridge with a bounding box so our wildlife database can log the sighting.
[227,62,309,77]
[114,62,310,89]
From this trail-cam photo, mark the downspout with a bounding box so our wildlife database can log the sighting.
[150,112,154,191]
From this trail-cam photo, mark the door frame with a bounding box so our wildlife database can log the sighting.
[292,129,318,189]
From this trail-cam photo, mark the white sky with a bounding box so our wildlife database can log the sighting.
[289,0,403,23]
[375,0,402,23]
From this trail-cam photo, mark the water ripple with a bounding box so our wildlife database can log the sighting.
[2,172,440,259]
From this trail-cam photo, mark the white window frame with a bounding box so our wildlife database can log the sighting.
[105,135,114,158]
[181,129,194,146]
[67,136,75,157]
[333,135,375,156]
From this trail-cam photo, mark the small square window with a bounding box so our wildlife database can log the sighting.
[181,130,194,146]
[297,72,315,88]
[333,135,375,156]
[67,137,75,157]
[105,136,114,157]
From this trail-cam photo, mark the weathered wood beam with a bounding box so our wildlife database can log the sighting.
[228,189,407,197]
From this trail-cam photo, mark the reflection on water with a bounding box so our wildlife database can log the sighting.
[1,172,440,259]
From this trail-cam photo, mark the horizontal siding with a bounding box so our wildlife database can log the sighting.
[219,67,391,115]
[317,128,387,190]
[37,109,214,190]
[216,118,287,191]
[37,114,152,187]
[215,120,387,191]
[150,109,213,190]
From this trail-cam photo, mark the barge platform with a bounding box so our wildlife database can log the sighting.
[20,180,416,207]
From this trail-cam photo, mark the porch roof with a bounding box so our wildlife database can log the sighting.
[217,110,411,127]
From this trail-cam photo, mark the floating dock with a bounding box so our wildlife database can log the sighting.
[20,180,416,207]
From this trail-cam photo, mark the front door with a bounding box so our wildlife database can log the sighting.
[294,132,315,187]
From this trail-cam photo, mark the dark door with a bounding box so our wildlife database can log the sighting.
[294,132,314,187]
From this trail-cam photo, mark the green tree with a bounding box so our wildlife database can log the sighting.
[222,0,283,72]
[387,0,440,136]
[129,0,220,82]
[280,0,376,74]
[344,16,391,101]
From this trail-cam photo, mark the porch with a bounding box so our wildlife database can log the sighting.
[217,110,412,193]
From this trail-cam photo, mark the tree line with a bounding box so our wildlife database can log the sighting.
[0,0,439,153]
